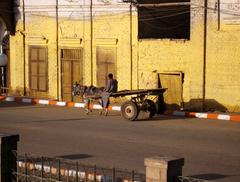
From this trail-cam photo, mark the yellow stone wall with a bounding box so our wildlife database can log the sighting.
[206,22,240,112]
[9,1,240,112]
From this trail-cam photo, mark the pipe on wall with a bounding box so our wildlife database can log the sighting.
[130,2,133,90]
[56,0,59,100]
[90,0,93,85]
[22,0,26,96]
[202,0,208,111]
[218,0,220,30]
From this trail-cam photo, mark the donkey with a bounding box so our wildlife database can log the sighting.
[72,82,108,115]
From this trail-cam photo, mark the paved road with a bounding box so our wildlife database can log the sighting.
[0,102,240,182]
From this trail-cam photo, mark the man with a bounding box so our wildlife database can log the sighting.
[101,73,118,115]
[104,73,118,93]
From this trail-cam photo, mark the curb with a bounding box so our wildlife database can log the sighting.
[163,110,240,122]
[0,95,5,101]
[1,95,240,122]
[1,96,121,112]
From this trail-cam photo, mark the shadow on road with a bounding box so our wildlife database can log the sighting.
[136,114,193,122]
[31,118,88,123]
[0,101,35,108]
[56,154,93,160]
[189,173,238,181]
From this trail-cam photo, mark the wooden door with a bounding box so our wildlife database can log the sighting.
[96,47,116,87]
[61,49,82,102]
[158,73,183,110]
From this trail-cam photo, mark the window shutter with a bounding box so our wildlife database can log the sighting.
[29,46,48,92]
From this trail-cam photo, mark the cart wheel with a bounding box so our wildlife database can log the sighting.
[121,101,139,121]
[144,99,156,118]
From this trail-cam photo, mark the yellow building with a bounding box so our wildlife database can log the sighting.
[8,0,240,112]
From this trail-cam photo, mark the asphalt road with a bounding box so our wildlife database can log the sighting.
[0,102,240,182]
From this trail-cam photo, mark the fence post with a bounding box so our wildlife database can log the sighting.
[0,133,20,182]
[144,156,184,182]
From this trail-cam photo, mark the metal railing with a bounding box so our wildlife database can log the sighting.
[12,151,146,182]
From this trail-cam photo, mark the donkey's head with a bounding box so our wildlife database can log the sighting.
[72,82,87,97]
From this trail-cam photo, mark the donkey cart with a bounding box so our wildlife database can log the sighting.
[72,83,166,121]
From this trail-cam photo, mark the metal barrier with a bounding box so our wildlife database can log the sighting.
[11,151,146,182]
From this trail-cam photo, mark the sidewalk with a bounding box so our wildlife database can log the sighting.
[1,95,240,122]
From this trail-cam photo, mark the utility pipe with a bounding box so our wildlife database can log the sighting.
[202,0,208,111]
[218,0,220,30]
[56,0,59,99]
[130,2,133,90]
[90,0,93,85]
[23,0,26,96]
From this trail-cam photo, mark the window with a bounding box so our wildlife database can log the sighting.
[29,46,48,91]
[138,0,190,39]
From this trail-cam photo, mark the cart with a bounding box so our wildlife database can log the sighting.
[110,88,166,121]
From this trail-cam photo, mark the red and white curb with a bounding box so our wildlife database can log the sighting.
[0,96,121,111]
[1,95,240,122]
[163,110,240,122]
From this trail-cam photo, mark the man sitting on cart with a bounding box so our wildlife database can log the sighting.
[100,73,118,115]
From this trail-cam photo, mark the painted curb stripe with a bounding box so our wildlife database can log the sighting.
[38,100,49,105]
[92,104,103,109]
[207,113,218,120]
[74,103,85,108]
[5,96,15,102]
[185,112,196,117]
[195,113,208,119]
[15,97,22,102]
[0,96,5,101]
[56,101,66,106]
[67,102,75,107]
[230,115,240,122]
[32,99,39,104]
[112,106,121,111]
[217,114,231,120]
[49,100,57,105]
[22,98,32,103]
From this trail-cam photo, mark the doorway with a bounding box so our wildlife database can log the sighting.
[61,49,83,102]
[158,72,184,110]
[96,46,116,87]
